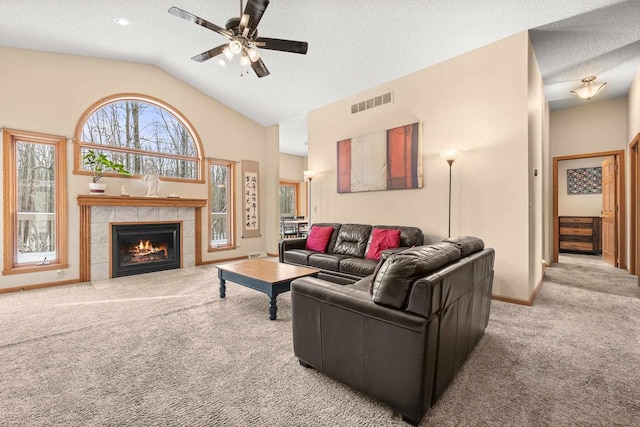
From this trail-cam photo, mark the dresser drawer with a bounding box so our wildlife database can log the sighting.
[559,216,601,254]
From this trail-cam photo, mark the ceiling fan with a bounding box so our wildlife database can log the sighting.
[169,0,308,78]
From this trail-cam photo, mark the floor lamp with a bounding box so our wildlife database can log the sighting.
[303,170,315,225]
[440,150,459,238]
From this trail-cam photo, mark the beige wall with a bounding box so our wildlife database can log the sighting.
[527,38,546,293]
[558,157,608,216]
[0,46,275,289]
[629,68,640,140]
[308,32,537,301]
[550,98,628,158]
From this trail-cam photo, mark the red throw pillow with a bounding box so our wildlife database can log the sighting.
[305,226,334,252]
[366,228,401,260]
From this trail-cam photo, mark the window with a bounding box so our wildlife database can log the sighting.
[74,94,204,182]
[3,129,67,274]
[209,159,235,251]
[279,181,299,217]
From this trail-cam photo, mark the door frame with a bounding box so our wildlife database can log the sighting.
[553,150,626,266]
[630,134,640,275]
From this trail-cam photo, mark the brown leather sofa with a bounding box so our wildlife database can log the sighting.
[290,237,494,425]
[278,223,424,284]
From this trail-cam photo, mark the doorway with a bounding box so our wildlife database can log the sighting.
[629,134,640,275]
[552,150,626,268]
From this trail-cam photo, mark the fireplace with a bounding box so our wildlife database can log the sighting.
[111,222,181,278]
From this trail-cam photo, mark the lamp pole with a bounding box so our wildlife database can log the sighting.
[303,171,315,226]
[440,150,459,238]
[447,159,454,238]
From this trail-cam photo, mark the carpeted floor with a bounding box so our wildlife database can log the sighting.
[0,254,638,426]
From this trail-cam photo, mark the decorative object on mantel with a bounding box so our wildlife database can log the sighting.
[120,185,129,197]
[337,122,422,193]
[441,149,460,238]
[143,172,161,197]
[242,160,260,238]
[82,149,131,195]
[567,167,602,195]
[571,76,606,100]
[303,170,315,224]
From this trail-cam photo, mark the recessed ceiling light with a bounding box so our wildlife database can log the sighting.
[114,17,132,26]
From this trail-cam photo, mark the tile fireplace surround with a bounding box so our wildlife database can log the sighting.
[77,196,207,282]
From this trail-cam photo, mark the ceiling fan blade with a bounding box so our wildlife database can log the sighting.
[254,37,308,54]
[251,58,270,78]
[243,0,269,30]
[191,44,227,62]
[169,6,232,39]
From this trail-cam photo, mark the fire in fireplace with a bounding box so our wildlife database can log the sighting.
[112,222,181,278]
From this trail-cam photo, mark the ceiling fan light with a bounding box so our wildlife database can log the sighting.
[229,40,243,55]
[240,52,251,67]
[247,48,260,62]
[571,76,607,100]
[222,47,234,60]
[217,58,227,66]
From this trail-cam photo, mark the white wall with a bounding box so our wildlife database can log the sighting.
[0,46,274,290]
[308,32,537,301]
[558,157,607,217]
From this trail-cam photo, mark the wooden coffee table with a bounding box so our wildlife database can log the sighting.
[217,259,319,320]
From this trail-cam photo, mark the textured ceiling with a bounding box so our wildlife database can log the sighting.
[0,0,636,155]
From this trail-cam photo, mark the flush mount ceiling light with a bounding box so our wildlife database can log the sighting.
[571,76,607,100]
[113,17,132,26]
[168,0,308,78]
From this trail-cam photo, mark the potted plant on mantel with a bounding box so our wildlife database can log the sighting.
[82,149,131,195]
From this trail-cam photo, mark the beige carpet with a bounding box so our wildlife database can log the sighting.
[0,255,638,426]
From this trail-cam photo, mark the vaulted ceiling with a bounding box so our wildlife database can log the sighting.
[1,1,639,155]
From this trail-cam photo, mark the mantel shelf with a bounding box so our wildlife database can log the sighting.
[77,195,207,208]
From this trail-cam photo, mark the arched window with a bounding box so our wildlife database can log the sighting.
[74,94,203,182]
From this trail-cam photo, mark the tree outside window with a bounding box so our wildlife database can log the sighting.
[75,94,203,182]
[209,159,235,251]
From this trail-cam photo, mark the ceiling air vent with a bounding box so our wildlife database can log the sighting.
[351,91,393,114]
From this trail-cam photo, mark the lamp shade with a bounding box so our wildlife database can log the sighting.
[303,170,315,181]
[571,76,606,100]
[440,149,460,163]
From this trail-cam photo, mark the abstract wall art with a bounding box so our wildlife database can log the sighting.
[337,122,422,193]
[567,167,602,195]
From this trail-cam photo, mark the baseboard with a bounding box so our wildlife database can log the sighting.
[0,278,83,294]
[267,252,278,257]
[491,271,545,307]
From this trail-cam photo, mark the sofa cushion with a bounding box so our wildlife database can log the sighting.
[444,236,485,257]
[333,224,372,257]
[366,228,401,260]
[371,242,462,309]
[308,253,351,271]
[340,257,378,277]
[283,249,317,266]
[312,223,342,253]
[365,225,423,253]
[305,225,334,252]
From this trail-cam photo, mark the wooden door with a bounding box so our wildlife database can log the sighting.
[602,156,617,266]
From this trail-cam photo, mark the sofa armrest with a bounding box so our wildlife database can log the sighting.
[278,237,307,262]
[291,277,426,330]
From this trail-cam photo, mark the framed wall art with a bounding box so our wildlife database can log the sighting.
[337,122,422,193]
[567,167,602,195]
[242,160,260,237]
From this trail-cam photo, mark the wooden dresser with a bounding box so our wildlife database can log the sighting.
[559,216,602,254]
